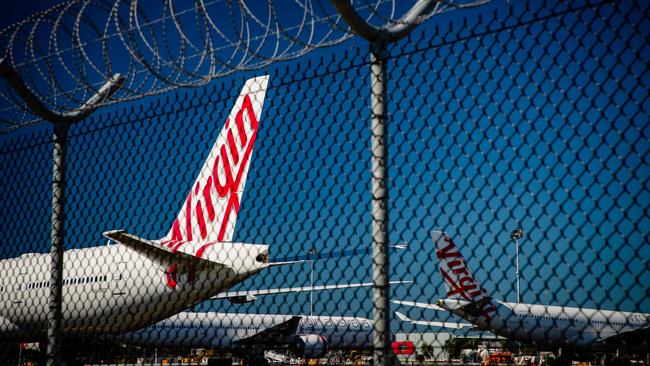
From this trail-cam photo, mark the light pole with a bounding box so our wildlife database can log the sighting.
[308,247,318,316]
[510,229,524,303]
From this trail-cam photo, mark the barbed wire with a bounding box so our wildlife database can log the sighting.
[0,0,490,133]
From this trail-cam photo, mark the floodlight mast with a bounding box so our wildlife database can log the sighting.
[510,228,524,303]
[0,59,124,366]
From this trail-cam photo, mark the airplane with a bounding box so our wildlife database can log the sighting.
[107,279,412,361]
[393,231,650,354]
[111,311,373,360]
[0,75,279,340]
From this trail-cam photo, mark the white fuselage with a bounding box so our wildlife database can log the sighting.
[0,243,268,341]
[114,312,373,349]
[439,299,650,349]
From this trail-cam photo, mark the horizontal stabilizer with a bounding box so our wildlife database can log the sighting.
[103,230,226,270]
[395,311,473,329]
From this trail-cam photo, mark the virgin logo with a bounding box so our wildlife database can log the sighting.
[436,236,487,301]
[165,94,259,250]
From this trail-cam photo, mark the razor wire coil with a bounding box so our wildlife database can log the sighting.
[0,0,487,133]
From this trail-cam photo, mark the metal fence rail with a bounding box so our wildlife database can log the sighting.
[0,0,648,365]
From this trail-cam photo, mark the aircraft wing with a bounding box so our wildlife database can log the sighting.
[272,243,408,262]
[395,311,474,329]
[103,230,226,270]
[213,280,413,303]
[232,316,302,345]
[391,300,445,311]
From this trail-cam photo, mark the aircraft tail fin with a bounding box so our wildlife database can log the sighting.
[162,76,269,246]
[432,230,489,302]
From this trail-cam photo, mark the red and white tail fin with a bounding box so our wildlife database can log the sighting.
[432,231,489,302]
[162,76,269,245]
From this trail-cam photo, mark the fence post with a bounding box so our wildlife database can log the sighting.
[0,59,123,365]
[47,121,69,365]
[370,40,390,366]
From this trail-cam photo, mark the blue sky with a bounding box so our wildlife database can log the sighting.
[0,0,648,335]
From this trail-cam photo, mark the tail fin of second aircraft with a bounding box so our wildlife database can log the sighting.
[162,76,269,246]
[432,231,489,302]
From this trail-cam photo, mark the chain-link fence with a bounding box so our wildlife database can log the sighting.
[1,0,648,365]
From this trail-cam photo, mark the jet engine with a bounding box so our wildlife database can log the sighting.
[296,334,329,359]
